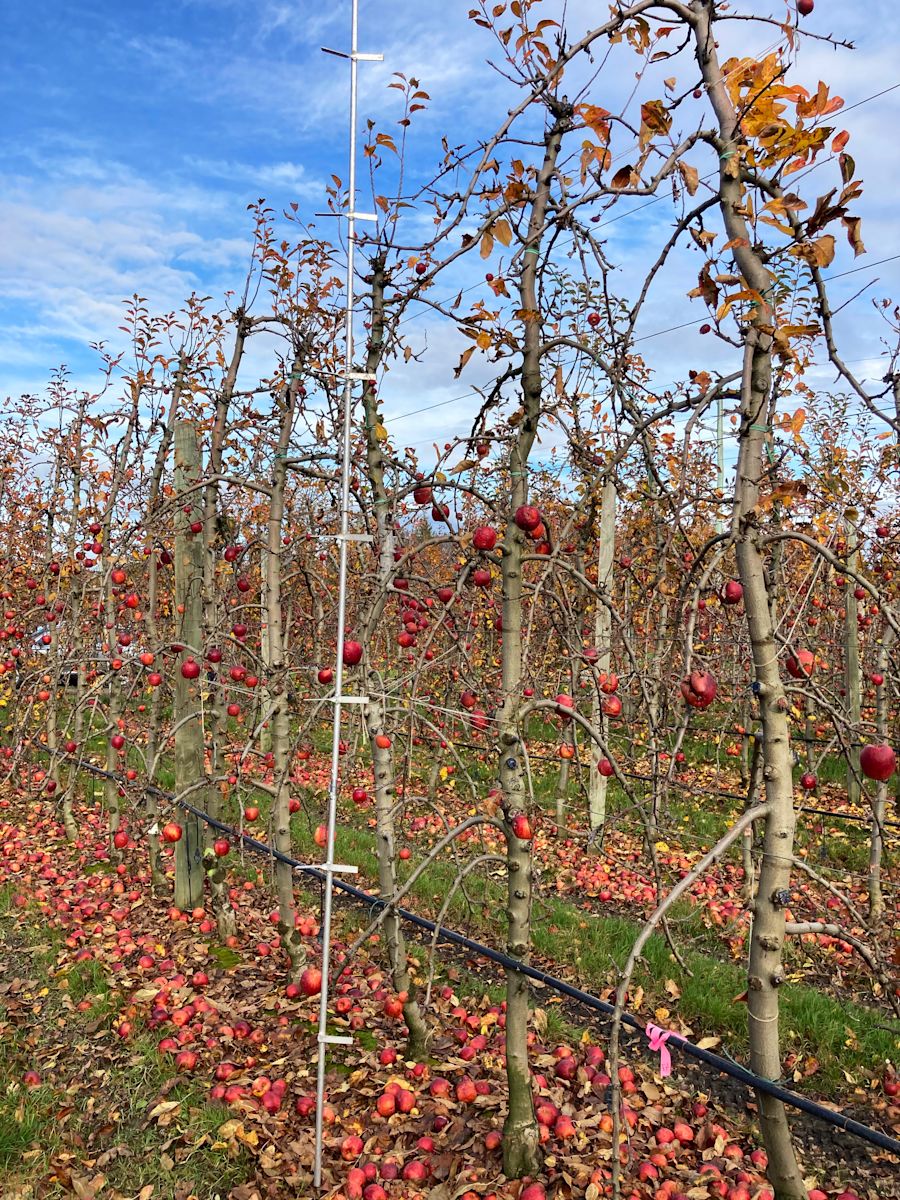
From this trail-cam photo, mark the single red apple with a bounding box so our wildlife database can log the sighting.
[860,743,896,782]
[472,525,497,551]
[299,967,322,996]
[343,640,363,666]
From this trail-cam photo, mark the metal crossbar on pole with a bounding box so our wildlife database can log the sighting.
[314,2,383,1189]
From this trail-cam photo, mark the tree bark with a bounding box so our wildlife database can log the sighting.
[843,513,861,808]
[868,627,892,922]
[554,749,570,832]
[693,4,807,1193]
[360,256,428,1056]
[500,104,572,1180]
[265,362,304,976]
[202,323,246,938]
[588,477,616,829]
[173,421,206,912]
[100,380,143,859]
[144,360,185,891]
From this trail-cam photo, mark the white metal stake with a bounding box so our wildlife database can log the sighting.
[716,390,725,533]
[313,1,382,1188]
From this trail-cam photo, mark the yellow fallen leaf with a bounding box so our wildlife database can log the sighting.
[148,1100,181,1122]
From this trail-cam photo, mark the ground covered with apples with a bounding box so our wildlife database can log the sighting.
[1,781,898,1200]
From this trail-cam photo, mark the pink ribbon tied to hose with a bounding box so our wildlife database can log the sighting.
[646,1023,674,1078]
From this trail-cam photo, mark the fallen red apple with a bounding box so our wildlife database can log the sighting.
[300,967,322,996]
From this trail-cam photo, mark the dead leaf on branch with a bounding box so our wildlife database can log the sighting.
[447,458,479,474]
[454,347,475,378]
[678,161,699,196]
[788,234,836,268]
[640,99,672,144]
[687,263,719,310]
[843,215,865,257]
[690,228,717,249]
[610,164,635,190]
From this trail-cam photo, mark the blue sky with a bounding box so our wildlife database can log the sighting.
[2,0,899,455]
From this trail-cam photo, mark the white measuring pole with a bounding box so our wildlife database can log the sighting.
[716,390,725,532]
[313,0,382,1188]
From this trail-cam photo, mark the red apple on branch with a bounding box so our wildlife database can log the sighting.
[514,505,541,532]
[511,813,533,841]
[680,670,717,709]
[860,743,896,782]
[785,649,815,679]
[343,640,363,666]
[472,525,497,551]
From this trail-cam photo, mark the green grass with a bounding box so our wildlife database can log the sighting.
[62,955,116,1021]
[75,724,897,1093]
[0,909,249,1199]
[0,1086,60,1169]
[86,1035,251,1198]
[294,816,885,1081]
[814,752,854,786]
[284,798,899,1093]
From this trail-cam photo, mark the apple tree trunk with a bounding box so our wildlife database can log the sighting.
[843,514,861,807]
[173,420,206,913]
[360,256,428,1056]
[265,367,304,976]
[695,6,807,1193]
[499,106,571,1181]
[588,477,616,830]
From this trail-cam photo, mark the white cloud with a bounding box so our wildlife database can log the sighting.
[2,0,898,467]
[182,155,324,197]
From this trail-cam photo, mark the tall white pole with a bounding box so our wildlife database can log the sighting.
[716,391,725,532]
[313,1,382,1186]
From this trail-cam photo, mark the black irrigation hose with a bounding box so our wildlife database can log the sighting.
[50,756,900,1159]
